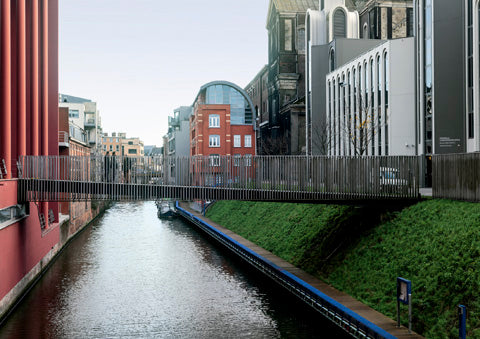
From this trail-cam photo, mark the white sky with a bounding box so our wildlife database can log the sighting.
[59,0,269,146]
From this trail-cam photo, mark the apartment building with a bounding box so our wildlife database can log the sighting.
[102,132,144,156]
[59,94,103,154]
[167,106,193,157]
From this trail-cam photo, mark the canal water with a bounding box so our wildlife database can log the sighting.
[0,202,348,338]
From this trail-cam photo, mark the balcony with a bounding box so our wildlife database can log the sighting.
[168,116,180,127]
[84,116,96,128]
[58,131,69,147]
[69,125,87,144]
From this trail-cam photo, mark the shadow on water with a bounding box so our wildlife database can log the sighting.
[0,202,350,339]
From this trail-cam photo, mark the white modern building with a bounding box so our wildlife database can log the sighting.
[59,94,103,154]
[325,38,415,156]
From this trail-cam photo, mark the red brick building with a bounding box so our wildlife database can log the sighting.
[190,81,257,186]
[191,81,256,157]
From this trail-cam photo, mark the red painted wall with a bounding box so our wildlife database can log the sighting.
[0,0,60,304]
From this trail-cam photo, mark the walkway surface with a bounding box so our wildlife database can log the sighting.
[180,202,424,339]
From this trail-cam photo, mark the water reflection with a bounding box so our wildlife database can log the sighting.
[0,202,348,338]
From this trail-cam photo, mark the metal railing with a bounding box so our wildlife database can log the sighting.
[17,155,420,202]
[58,131,69,145]
[433,152,480,201]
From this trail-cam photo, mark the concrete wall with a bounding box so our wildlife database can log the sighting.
[174,120,191,157]
[390,38,416,155]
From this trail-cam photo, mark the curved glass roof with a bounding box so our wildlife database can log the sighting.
[194,81,255,125]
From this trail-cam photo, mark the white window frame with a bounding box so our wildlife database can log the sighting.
[209,154,220,167]
[209,135,220,147]
[244,135,252,148]
[233,135,241,147]
[244,154,252,167]
[234,154,241,166]
[209,114,220,128]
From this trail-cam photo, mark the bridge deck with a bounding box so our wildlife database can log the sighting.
[17,179,420,204]
[17,155,420,203]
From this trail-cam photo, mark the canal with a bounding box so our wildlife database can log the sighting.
[0,202,348,338]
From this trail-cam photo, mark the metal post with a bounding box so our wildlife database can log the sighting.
[397,298,401,327]
[459,305,466,339]
[408,293,412,333]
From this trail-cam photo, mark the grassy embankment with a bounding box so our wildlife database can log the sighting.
[206,200,480,338]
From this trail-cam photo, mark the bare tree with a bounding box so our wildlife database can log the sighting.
[259,134,289,155]
[311,120,332,155]
[337,100,386,156]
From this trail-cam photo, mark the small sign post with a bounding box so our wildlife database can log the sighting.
[458,305,466,339]
[396,277,412,333]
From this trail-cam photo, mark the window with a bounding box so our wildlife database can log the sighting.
[244,135,252,148]
[234,154,241,167]
[333,9,347,38]
[0,205,28,230]
[209,135,220,147]
[209,114,220,128]
[103,145,107,151]
[128,141,133,145]
[234,135,241,147]
[297,28,305,52]
[128,149,137,154]
[284,19,292,51]
[209,154,220,167]
[329,49,335,72]
[116,145,119,152]
[69,109,79,118]
[244,154,252,167]
[384,52,389,155]
[109,145,113,152]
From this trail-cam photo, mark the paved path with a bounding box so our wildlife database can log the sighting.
[180,202,424,339]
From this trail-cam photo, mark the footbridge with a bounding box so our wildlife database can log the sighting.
[17,155,420,204]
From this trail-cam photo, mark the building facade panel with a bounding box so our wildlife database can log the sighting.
[326,39,415,156]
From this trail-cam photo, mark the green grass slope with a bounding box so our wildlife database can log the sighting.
[206,200,480,338]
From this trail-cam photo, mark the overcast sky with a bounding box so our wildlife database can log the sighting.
[59,0,269,146]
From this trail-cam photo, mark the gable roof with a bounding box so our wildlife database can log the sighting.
[272,0,318,12]
[267,0,318,28]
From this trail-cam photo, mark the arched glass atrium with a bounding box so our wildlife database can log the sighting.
[200,83,254,125]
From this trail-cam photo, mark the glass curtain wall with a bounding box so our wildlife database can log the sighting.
[205,85,253,125]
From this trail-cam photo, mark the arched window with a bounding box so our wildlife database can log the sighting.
[384,52,389,155]
[342,74,346,155]
[370,58,375,155]
[328,81,332,155]
[358,65,363,153]
[377,55,382,155]
[329,49,335,72]
[353,68,357,153]
[333,9,347,38]
[333,79,337,154]
[347,71,351,155]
